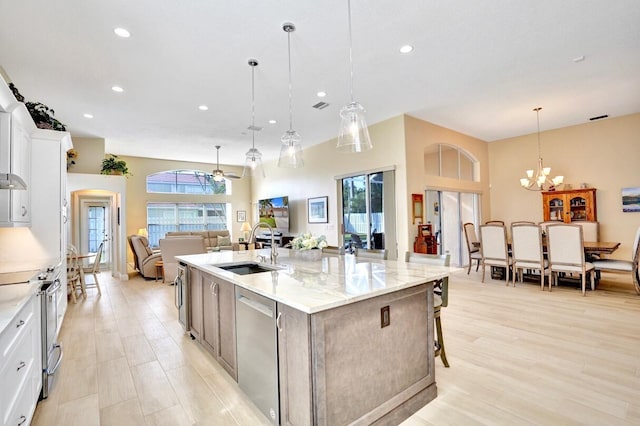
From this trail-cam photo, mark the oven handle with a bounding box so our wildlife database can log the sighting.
[46,343,63,376]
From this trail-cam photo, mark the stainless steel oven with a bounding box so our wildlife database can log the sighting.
[35,266,63,399]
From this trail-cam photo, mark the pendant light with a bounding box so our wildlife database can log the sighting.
[242,59,265,178]
[278,22,304,168]
[519,107,563,191]
[336,0,373,153]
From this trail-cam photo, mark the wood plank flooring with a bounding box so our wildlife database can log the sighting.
[31,269,640,425]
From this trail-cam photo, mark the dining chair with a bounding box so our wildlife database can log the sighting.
[463,222,482,274]
[546,224,595,296]
[405,251,451,367]
[322,245,345,255]
[511,221,535,226]
[83,242,103,296]
[66,244,82,303]
[485,220,505,226]
[510,223,549,290]
[479,224,513,283]
[354,248,388,260]
[538,221,560,235]
[591,225,640,295]
[575,221,599,242]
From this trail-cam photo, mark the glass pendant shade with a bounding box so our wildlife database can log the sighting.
[242,147,264,178]
[278,130,303,168]
[212,171,225,182]
[337,101,373,153]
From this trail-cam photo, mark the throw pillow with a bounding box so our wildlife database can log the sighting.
[218,236,231,247]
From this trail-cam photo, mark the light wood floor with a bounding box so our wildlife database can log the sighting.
[32,268,640,425]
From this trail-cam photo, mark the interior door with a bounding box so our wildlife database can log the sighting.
[80,199,111,268]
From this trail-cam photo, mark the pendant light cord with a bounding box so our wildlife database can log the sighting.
[287,29,293,132]
[251,64,256,151]
[348,0,354,103]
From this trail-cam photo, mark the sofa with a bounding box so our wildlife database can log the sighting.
[165,230,233,251]
[159,236,207,283]
[128,235,163,279]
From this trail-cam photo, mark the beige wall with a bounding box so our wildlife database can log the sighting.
[403,115,491,243]
[67,137,105,174]
[121,156,251,249]
[489,112,640,260]
[250,116,410,253]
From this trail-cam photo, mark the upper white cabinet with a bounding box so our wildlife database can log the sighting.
[0,107,33,227]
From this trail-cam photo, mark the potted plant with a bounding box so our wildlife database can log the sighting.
[100,154,130,176]
[9,83,67,131]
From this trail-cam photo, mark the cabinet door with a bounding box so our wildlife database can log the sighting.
[188,267,202,340]
[544,194,565,222]
[10,121,31,223]
[201,273,219,356]
[277,303,312,426]
[217,278,237,380]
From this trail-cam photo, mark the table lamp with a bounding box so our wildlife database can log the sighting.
[240,222,252,241]
[137,228,148,238]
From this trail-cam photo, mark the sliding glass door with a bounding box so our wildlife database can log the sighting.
[340,170,397,259]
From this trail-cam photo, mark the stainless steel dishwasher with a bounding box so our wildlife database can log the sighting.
[235,286,279,424]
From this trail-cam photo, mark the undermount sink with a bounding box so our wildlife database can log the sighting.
[216,262,278,276]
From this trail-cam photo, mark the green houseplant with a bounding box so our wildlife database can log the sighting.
[100,154,130,176]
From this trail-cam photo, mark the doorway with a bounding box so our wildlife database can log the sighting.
[78,196,112,270]
[425,190,480,267]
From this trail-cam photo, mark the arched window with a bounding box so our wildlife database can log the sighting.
[424,144,479,182]
[146,170,231,195]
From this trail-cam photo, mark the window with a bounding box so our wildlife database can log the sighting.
[146,170,230,195]
[147,203,229,247]
[424,144,478,182]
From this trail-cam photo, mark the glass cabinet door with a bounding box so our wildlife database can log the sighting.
[569,196,587,221]
[548,197,564,221]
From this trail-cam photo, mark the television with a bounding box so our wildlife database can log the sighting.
[258,196,289,234]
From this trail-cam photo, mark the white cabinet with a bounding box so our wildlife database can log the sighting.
[0,293,41,426]
[0,108,33,226]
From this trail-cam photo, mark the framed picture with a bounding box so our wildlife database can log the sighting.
[622,187,640,212]
[308,196,328,223]
[237,210,246,222]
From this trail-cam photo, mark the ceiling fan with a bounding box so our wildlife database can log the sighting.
[212,145,241,181]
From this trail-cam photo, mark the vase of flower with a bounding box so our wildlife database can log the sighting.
[292,248,323,261]
[290,232,328,261]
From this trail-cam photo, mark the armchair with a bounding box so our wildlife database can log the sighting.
[129,235,163,279]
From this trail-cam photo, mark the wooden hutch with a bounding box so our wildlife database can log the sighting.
[542,188,597,223]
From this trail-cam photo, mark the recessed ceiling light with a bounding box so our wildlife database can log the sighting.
[317,91,327,98]
[111,86,124,93]
[573,55,585,63]
[83,113,93,119]
[198,105,208,111]
[400,45,414,54]
[114,28,131,38]
[268,119,277,124]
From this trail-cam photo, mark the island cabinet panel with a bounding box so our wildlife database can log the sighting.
[201,273,219,355]
[277,303,313,426]
[277,283,437,426]
[201,273,237,380]
[188,267,202,341]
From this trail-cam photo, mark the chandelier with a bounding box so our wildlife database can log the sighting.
[520,107,563,191]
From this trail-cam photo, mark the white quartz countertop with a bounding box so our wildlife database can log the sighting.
[0,282,39,334]
[176,248,455,314]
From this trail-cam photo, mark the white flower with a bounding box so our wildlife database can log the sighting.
[291,233,327,250]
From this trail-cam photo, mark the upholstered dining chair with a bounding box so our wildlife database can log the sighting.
[538,221,560,236]
[546,224,595,296]
[355,248,388,260]
[511,223,549,290]
[592,225,640,295]
[511,221,535,226]
[479,224,513,283]
[405,251,451,367]
[82,242,103,296]
[463,222,482,274]
[575,221,599,242]
[485,220,505,226]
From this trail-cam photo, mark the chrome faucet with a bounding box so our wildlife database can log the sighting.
[248,222,278,265]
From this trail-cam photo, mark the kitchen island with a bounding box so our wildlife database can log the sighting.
[176,248,452,425]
